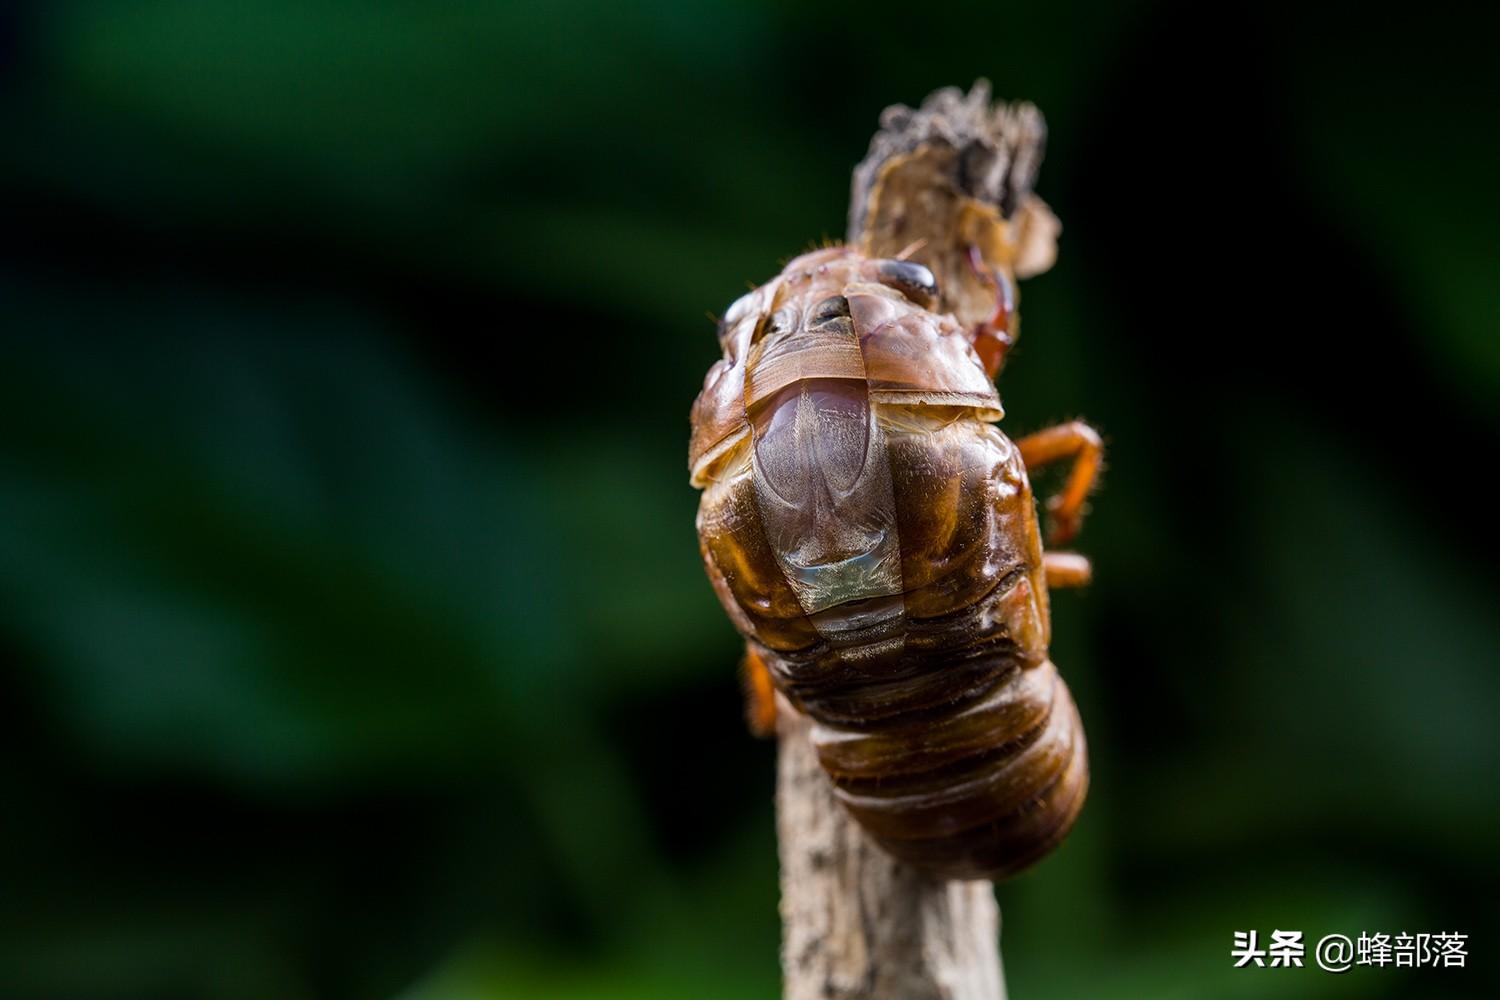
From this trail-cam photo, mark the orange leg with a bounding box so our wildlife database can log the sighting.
[1043,551,1093,588]
[966,244,1015,377]
[742,646,777,738]
[1016,421,1103,545]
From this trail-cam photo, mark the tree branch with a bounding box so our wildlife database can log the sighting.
[777,705,1006,1000]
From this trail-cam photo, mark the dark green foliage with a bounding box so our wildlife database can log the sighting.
[1,2,1496,997]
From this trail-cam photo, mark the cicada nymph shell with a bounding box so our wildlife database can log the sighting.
[689,246,1087,880]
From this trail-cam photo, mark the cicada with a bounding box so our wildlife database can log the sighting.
[689,88,1102,880]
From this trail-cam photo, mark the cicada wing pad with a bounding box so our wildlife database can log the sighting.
[743,299,906,628]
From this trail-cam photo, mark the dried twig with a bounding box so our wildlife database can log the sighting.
[777,705,1007,1000]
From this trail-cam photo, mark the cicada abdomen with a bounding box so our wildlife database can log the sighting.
[689,246,1092,880]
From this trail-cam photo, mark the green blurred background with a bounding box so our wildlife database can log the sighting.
[3,2,1497,998]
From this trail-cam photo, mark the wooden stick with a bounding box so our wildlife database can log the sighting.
[777,705,1006,1000]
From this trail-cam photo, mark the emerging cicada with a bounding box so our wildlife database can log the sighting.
[689,86,1102,880]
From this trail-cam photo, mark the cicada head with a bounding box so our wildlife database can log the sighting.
[688,247,1003,490]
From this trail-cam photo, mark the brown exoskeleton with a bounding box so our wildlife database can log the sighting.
[689,88,1102,879]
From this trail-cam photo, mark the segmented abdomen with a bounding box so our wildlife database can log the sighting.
[699,401,1086,880]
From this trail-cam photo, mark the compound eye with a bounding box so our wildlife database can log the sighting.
[808,295,851,326]
[874,260,938,308]
[757,306,797,342]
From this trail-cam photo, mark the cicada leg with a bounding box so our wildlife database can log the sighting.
[742,646,777,738]
[966,244,1014,377]
[1016,421,1104,545]
[1043,551,1092,589]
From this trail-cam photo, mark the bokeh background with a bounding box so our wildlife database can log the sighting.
[3,2,1498,998]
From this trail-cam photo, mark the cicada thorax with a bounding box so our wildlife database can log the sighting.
[690,246,1087,880]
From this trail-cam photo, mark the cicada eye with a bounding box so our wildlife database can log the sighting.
[874,259,938,308]
[808,295,851,326]
[758,306,797,342]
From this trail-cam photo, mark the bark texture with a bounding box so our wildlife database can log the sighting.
[777,704,1007,1000]
[848,79,1047,244]
[848,80,1059,338]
